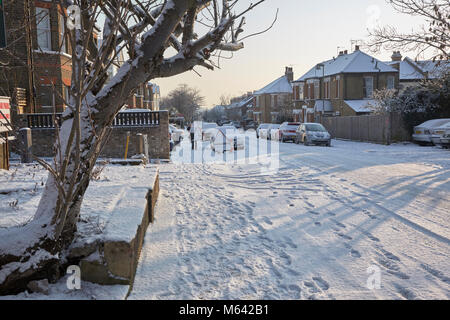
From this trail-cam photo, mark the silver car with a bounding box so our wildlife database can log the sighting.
[430,122,450,146]
[412,119,450,145]
[296,123,331,146]
[440,129,450,148]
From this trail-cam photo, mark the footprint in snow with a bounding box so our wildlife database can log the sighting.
[312,276,330,291]
[350,249,361,258]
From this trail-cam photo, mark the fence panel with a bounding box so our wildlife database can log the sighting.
[321,113,409,144]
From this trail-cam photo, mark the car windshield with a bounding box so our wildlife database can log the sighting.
[281,124,300,130]
[259,124,270,129]
[305,124,327,132]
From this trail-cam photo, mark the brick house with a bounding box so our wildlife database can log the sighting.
[253,67,293,124]
[0,0,98,114]
[226,92,255,121]
[292,47,399,122]
[125,82,161,111]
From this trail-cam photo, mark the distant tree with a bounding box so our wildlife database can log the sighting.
[219,94,231,106]
[164,84,205,123]
[368,0,449,61]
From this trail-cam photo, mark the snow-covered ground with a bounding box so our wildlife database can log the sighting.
[1,135,449,300]
[129,136,450,300]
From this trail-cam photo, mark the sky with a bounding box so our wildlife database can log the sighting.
[154,0,428,108]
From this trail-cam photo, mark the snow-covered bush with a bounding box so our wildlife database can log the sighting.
[374,72,450,134]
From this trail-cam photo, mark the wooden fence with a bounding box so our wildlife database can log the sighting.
[320,113,410,144]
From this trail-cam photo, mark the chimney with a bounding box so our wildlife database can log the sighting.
[344,50,348,55]
[285,66,293,82]
[391,51,402,62]
[355,45,360,51]
[338,51,344,56]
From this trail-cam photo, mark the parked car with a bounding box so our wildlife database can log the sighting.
[278,122,301,142]
[430,122,450,146]
[244,121,257,131]
[270,127,281,141]
[169,124,184,144]
[295,123,331,146]
[210,126,245,152]
[412,119,450,145]
[198,122,218,141]
[440,129,450,148]
[267,124,281,140]
[256,123,271,139]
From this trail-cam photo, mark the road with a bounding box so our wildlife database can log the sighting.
[129,136,450,300]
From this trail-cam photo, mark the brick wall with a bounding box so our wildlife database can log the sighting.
[14,111,170,160]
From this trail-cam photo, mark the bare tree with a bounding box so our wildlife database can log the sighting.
[0,0,268,294]
[163,84,205,122]
[367,0,449,61]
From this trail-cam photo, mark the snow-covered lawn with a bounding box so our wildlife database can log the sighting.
[129,138,449,300]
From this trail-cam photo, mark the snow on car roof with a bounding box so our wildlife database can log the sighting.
[417,119,450,128]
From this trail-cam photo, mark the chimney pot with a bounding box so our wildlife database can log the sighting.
[391,51,402,62]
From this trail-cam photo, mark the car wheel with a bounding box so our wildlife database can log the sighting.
[303,137,309,146]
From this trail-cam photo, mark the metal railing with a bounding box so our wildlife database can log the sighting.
[26,113,62,128]
[26,111,160,128]
[112,111,160,127]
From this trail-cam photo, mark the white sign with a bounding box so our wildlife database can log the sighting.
[0,96,11,133]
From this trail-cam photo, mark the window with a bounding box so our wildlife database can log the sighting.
[336,76,340,99]
[272,95,278,108]
[314,80,320,99]
[364,77,374,98]
[324,78,330,99]
[36,7,51,50]
[387,76,395,90]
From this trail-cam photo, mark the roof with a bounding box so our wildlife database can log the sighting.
[296,50,398,82]
[344,100,378,113]
[254,75,292,95]
[385,58,449,81]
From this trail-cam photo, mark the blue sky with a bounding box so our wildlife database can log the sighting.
[155,0,427,107]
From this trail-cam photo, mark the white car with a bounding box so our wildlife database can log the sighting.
[412,119,450,145]
[169,124,184,143]
[210,126,245,152]
[278,122,301,142]
[430,122,450,146]
[256,123,271,139]
[267,124,281,140]
[201,122,219,141]
[259,124,278,140]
